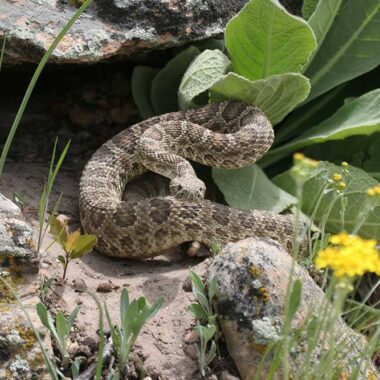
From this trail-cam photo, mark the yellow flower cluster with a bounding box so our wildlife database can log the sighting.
[367,185,380,197]
[315,232,380,278]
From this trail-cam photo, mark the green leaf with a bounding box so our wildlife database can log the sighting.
[212,164,297,212]
[302,0,319,19]
[55,312,68,342]
[208,276,218,302]
[48,215,68,247]
[188,303,208,320]
[178,49,231,110]
[71,234,97,258]
[131,66,159,119]
[265,89,380,163]
[36,303,52,330]
[210,72,310,125]
[288,279,302,320]
[57,255,66,265]
[225,0,316,80]
[307,0,344,49]
[120,288,130,324]
[274,162,380,239]
[151,46,200,114]
[189,270,206,295]
[305,0,380,102]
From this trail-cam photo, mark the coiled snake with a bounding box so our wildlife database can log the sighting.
[79,101,300,259]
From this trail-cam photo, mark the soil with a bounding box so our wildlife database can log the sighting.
[0,63,239,379]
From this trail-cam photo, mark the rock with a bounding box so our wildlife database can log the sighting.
[184,330,199,344]
[207,238,379,380]
[96,281,114,293]
[0,193,52,379]
[220,370,240,380]
[183,344,198,360]
[0,0,248,64]
[0,193,38,273]
[73,278,88,293]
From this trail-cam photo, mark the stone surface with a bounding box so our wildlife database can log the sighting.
[0,193,38,273]
[0,0,248,64]
[207,238,379,380]
[0,193,50,379]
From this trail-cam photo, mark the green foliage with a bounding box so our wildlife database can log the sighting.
[225,0,316,80]
[263,89,380,166]
[274,162,380,239]
[305,0,380,102]
[38,138,70,252]
[188,271,219,377]
[49,215,97,280]
[210,72,310,125]
[212,164,297,213]
[36,302,80,369]
[179,49,231,110]
[151,46,200,114]
[39,276,54,305]
[301,0,319,19]
[104,288,163,377]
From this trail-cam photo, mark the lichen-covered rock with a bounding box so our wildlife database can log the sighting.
[0,193,50,379]
[0,0,248,64]
[207,238,379,380]
[0,193,38,273]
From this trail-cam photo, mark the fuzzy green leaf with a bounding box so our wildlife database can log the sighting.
[274,162,380,239]
[189,303,208,321]
[213,164,297,212]
[210,72,310,125]
[131,66,159,119]
[225,0,316,80]
[178,49,230,110]
[288,280,302,320]
[151,46,200,115]
[305,0,380,102]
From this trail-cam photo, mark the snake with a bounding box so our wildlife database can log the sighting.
[79,101,302,259]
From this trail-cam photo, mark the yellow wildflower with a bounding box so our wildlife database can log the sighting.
[341,162,349,169]
[338,181,346,189]
[293,152,305,161]
[332,173,342,182]
[315,233,380,278]
[367,185,380,197]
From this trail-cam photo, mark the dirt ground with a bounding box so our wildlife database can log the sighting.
[0,65,239,379]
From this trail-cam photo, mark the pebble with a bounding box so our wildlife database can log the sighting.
[73,278,87,292]
[96,282,113,293]
[183,344,197,360]
[184,330,199,344]
[220,370,241,380]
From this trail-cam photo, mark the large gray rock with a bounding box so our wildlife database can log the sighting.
[208,238,379,380]
[0,193,50,379]
[0,193,38,273]
[0,0,248,64]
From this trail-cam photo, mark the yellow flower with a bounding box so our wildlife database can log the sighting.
[293,152,305,161]
[341,162,349,169]
[315,233,380,278]
[367,185,380,197]
[332,173,342,182]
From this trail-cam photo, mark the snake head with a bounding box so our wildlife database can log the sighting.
[169,176,206,201]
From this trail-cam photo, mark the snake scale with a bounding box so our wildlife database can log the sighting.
[79,101,301,259]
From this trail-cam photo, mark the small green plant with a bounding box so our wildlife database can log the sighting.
[39,275,54,304]
[37,138,70,253]
[48,215,97,281]
[36,302,80,370]
[194,324,218,378]
[209,241,222,255]
[104,288,164,378]
[188,271,219,376]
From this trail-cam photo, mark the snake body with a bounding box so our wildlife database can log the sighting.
[79,101,299,259]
